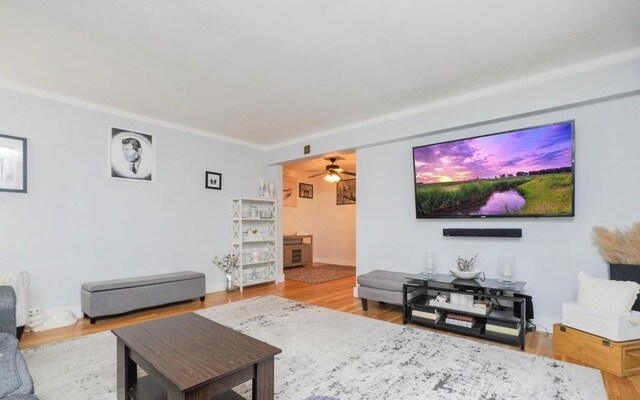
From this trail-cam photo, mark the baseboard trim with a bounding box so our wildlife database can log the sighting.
[206,282,226,294]
[314,257,356,267]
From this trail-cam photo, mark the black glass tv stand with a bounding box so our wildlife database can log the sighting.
[403,273,528,350]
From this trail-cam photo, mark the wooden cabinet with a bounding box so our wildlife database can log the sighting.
[283,235,313,268]
[553,323,640,377]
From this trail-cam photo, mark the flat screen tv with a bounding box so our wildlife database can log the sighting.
[413,121,575,218]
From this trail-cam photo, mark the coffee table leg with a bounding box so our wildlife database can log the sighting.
[117,338,137,400]
[252,357,275,400]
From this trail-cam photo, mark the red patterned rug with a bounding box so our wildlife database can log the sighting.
[285,264,355,284]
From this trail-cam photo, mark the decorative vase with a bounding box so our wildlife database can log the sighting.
[225,273,234,292]
[609,263,640,311]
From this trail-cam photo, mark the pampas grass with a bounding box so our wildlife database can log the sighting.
[592,222,640,264]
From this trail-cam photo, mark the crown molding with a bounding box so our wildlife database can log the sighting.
[265,48,640,151]
[0,79,267,151]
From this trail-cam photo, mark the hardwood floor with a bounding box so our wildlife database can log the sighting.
[20,275,639,399]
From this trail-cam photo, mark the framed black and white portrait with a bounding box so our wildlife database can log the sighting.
[109,127,155,182]
[0,134,27,193]
[205,171,222,190]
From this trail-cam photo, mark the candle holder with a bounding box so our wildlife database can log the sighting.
[498,257,516,284]
[422,252,436,276]
[259,179,266,197]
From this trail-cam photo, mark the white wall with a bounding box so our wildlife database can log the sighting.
[267,55,640,331]
[0,88,267,314]
[357,94,640,330]
[282,169,355,266]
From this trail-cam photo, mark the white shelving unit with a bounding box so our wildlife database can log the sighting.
[231,197,277,291]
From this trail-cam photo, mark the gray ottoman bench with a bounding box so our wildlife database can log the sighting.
[357,269,415,311]
[81,271,206,324]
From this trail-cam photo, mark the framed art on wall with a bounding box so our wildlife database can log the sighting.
[205,171,222,190]
[299,183,313,199]
[337,179,356,205]
[0,134,27,193]
[109,127,155,182]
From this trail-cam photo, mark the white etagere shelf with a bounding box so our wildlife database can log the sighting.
[231,197,278,291]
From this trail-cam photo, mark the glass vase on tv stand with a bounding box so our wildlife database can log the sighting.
[498,257,516,284]
[423,252,436,277]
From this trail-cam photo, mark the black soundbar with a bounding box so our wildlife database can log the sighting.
[443,228,522,238]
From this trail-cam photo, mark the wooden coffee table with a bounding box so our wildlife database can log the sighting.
[112,313,281,400]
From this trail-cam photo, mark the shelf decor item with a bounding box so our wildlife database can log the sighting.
[455,254,478,271]
[449,269,485,280]
[592,222,640,310]
[498,257,516,284]
[245,228,261,241]
[422,252,436,276]
[260,209,272,219]
[212,254,239,292]
[250,205,259,219]
[450,254,484,280]
[258,179,275,197]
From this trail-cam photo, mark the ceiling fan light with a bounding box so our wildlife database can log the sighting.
[324,171,342,183]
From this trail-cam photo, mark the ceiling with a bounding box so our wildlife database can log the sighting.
[285,153,356,177]
[1,1,639,146]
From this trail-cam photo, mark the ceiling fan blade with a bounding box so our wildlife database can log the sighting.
[342,171,356,176]
[306,169,326,173]
[308,172,326,178]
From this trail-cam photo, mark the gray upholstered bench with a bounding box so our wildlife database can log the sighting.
[81,271,206,324]
[357,269,414,311]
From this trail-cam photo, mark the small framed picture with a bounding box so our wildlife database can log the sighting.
[337,179,356,205]
[205,171,222,190]
[299,183,313,199]
[109,127,155,182]
[0,134,27,193]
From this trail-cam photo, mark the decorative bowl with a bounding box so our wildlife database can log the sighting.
[449,269,483,280]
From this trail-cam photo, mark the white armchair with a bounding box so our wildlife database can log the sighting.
[0,271,31,328]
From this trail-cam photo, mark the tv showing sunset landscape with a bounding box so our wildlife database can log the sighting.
[413,121,575,218]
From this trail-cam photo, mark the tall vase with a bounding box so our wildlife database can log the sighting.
[609,263,640,311]
[225,273,234,292]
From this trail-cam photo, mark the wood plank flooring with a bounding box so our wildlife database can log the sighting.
[20,275,639,399]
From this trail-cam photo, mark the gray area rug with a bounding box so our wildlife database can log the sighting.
[23,296,605,400]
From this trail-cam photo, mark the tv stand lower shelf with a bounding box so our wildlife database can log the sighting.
[402,275,528,350]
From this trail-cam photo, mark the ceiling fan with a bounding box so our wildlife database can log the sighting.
[308,156,356,183]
